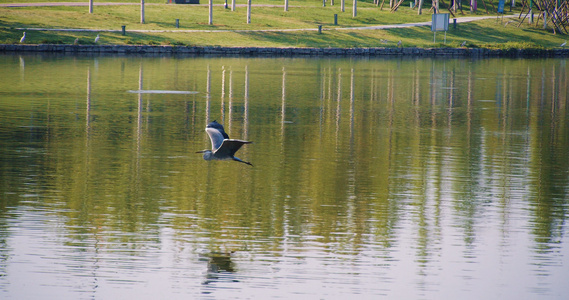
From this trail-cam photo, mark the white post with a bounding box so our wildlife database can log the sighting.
[141,0,145,24]
[353,0,357,17]
[89,0,93,13]
[342,0,345,12]
[232,0,236,11]
[284,0,289,11]
[209,0,213,25]
[247,0,252,24]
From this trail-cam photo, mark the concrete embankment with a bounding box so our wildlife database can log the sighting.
[2,44,568,57]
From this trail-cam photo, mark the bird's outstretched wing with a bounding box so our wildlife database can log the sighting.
[206,127,226,151]
[214,139,252,157]
[205,120,230,151]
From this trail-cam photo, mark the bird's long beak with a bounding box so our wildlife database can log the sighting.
[196,150,206,153]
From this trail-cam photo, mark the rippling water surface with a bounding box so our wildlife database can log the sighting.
[0,54,568,299]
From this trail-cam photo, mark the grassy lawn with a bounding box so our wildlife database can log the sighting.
[0,1,567,49]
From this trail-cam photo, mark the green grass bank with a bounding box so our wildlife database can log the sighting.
[0,0,567,50]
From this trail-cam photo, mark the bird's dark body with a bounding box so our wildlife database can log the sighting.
[206,121,229,139]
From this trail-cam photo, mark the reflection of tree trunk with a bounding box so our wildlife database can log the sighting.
[244,66,249,139]
[281,67,286,130]
[550,65,556,125]
[415,68,420,106]
[135,64,143,197]
[336,68,342,143]
[138,64,143,152]
[206,66,211,123]
[350,68,355,141]
[448,70,454,127]
[281,66,286,146]
[228,70,233,134]
[221,67,226,123]
[86,67,91,137]
[467,65,472,153]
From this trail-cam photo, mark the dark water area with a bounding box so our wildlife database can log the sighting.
[0,54,568,299]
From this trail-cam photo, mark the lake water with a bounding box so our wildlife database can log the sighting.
[0,53,568,299]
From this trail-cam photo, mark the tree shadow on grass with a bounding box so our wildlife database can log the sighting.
[237,30,397,48]
[386,22,561,48]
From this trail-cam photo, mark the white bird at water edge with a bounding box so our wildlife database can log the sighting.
[561,40,567,48]
[19,32,26,43]
[94,34,100,43]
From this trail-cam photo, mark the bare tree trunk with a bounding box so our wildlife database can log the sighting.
[353,0,357,17]
[247,0,251,24]
[141,0,145,24]
[417,0,423,14]
[209,0,213,25]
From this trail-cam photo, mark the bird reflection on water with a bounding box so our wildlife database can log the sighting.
[201,251,238,287]
[197,120,253,166]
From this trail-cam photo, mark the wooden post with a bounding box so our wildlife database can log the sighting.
[89,0,93,13]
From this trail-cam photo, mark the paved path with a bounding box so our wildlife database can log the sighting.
[0,2,288,7]
[0,2,139,7]
[15,15,512,33]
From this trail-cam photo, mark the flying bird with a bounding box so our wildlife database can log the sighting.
[197,120,253,166]
[94,34,100,43]
[19,32,26,43]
